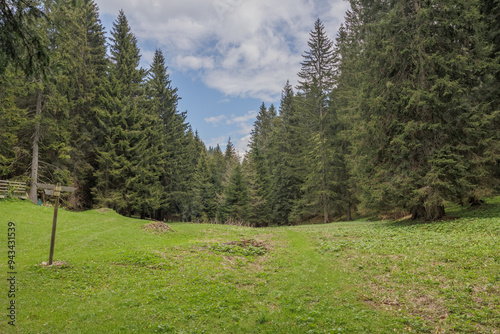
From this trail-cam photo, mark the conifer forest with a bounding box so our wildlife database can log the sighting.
[1,0,499,224]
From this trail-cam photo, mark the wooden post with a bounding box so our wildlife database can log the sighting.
[48,183,61,265]
[36,182,74,265]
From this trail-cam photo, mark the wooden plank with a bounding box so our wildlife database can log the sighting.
[0,183,26,188]
[60,185,75,193]
[0,180,26,185]
[36,182,75,193]
[0,180,28,199]
[36,182,54,190]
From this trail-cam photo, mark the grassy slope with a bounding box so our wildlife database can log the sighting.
[0,199,499,333]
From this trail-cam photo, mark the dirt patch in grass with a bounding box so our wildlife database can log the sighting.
[209,239,270,257]
[361,273,451,325]
[143,221,175,233]
[96,208,112,213]
[40,261,69,268]
[223,239,268,249]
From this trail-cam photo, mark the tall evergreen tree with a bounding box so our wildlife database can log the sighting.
[193,149,217,222]
[480,0,500,190]
[71,0,109,208]
[353,0,495,220]
[270,81,304,224]
[44,0,109,208]
[108,9,144,96]
[332,3,366,220]
[208,144,226,221]
[0,69,28,179]
[94,10,148,216]
[296,18,337,223]
[0,0,49,76]
[247,102,276,223]
[221,163,249,223]
[216,138,240,222]
[183,130,207,220]
[145,49,191,219]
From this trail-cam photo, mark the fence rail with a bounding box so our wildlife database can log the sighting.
[0,180,28,199]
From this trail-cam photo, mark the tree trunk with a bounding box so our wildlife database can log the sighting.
[29,88,42,204]
[468,196,484,207]
[411,204,427,220]
[411,203,445,221]
[426,204,445,221]
[319,103,328,224]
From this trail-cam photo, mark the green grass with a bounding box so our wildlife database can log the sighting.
[1,198,499,333]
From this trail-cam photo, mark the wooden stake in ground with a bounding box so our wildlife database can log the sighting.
[36,182,75,265]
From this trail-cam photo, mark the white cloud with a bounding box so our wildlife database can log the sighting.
[204,114,227,125]
[96,0,349,101]
[177,55,215,71]
[227,110,257,126]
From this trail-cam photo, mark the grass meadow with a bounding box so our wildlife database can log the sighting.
[1,198,499,333]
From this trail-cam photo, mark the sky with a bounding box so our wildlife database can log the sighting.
[94,0,350,156]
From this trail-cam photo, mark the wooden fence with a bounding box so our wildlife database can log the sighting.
[0,180,28,199]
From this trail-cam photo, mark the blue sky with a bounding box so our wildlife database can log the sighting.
[95,0,349,156]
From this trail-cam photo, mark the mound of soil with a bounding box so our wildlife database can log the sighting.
[143,221,174,233]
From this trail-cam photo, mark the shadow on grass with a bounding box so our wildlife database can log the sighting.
[385,197,500,229]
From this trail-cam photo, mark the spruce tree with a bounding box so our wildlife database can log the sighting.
[480,0,500,190]
[193,149,217,222]
[45,0,108,208]
[208,144,226,222]
[108,10,144,96]
[353,0,495,220]
[270,81,304,224]
[0,69,28,179]
[94,10,148,216]
[145,49,189,219]
[247,102,276,223]
[72,0,109,208]
[296,18,337,223]
[224,137,239,166]
[222,163,249,223]
[216,138,240,222]
[0,0,49,77]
